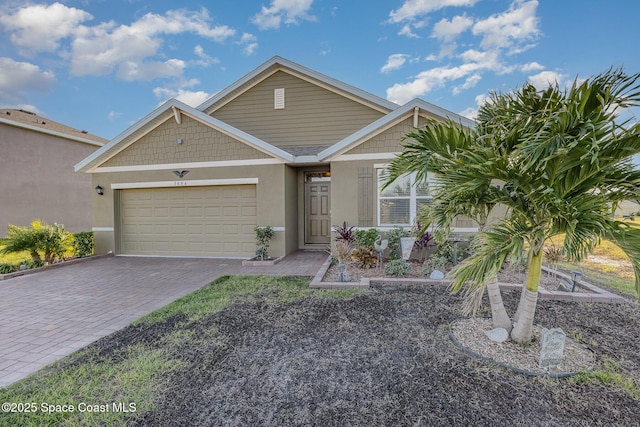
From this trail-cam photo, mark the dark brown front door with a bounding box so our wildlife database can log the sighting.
[305,176,331,244]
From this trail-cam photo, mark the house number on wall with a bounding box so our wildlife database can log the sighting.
[174,181,188,186]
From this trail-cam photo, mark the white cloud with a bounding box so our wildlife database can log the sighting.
[0,57,55,103]
[528,70,566,90]
[387,62,487,104]
[252,0,316,30]
[432,15,473,42]
[386,1,543,103]
[192,45,220,67]
[389,0,479,23]
[153,86,212,107]
[116,59,186,81]
[108,111,122,121]
[0,2,92,54]
[1,4,239,82]
[69,9,235,78]
[521,61,544,72]
[381,54,410,74]
[238,33,258,55]
[398,23,420,38]
[459,93,488,119]
[453,74,481,95]
[386,49,505,104]
[472,0,539,52]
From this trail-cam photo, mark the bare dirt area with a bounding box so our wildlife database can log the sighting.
[78,282,640,426]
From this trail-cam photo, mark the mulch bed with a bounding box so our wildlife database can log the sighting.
[80,282,640,426]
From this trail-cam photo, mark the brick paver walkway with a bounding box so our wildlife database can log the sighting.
[0,251,326,388]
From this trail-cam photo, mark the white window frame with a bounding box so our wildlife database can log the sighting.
[376,166,432,227]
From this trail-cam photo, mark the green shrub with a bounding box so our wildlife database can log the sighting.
[23,259,45,269]
[355,228,380,248]
[422,255,449,276]
[1,220,72,264]
[0,263,17,274]
[386,226,409,260]
[384,259,410,277]
[254,226,275,261]
[351,246,378,269]
[73,232,94,258]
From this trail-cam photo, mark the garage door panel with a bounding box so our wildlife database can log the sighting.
[120,185,257,257]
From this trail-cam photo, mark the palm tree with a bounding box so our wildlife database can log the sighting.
[383,109,513,332]
[385,68,640,344]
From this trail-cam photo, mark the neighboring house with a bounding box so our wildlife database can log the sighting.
[1,109,106,234]
[614,200,639,217]
[75,56,474,258]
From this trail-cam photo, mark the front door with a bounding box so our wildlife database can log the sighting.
[305,172,331,244]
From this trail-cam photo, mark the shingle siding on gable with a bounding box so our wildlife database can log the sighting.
[344,116,415,155]
[211,70,385,148]
[102,115,270,167]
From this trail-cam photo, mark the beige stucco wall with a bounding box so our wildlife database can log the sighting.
[330,160,372,228]
[0,123,99,234]
[102,115,270,167]
[283,165,299,254]
[91,164,291,257]
[211,70,385,148]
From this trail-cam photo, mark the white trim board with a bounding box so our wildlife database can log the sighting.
[92,227,114,232]
[93,158,284,173]
[111,178,259,190]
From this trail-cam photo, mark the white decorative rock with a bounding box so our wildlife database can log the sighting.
[430,270,445,280]
[484,327,509,343]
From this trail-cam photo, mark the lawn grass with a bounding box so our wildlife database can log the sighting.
[0,243,31,265]
[0,275,361,426]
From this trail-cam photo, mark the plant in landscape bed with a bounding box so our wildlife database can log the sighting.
[354,228,379,248]
[332,221,356,244]
[384,68,640,344]
[73,231,94,258]
[422,255,449,276]
[384,258,410,277]
[1,220,72,264]
[254,226,274,261]
[351,246,378,269]
[386,225,409,260]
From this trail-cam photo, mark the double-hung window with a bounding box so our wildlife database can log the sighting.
[377,169,432,226]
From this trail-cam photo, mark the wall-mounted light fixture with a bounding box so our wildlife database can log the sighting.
[95,185,104,195]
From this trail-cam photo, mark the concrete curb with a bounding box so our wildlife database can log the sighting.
[0,253,113,281]
[310,256,627,303]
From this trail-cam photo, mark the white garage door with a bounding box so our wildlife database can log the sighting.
[119,185,257,257]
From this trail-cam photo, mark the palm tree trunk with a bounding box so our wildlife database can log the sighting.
[486,277,512,331]
[511,250,543,344]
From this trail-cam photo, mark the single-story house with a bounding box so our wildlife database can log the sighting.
[0,109,106,233]
[75,56,474,258]
[614,200,639,218]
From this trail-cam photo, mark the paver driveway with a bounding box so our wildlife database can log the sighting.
[0,256,243,387]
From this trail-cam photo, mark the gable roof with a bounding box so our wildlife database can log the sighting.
[74,99,294,172]
[0,109,106,146]
[318,98,475,161]
[198,56,398,115]
[75,56,475,172]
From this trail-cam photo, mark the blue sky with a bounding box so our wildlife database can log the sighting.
[0,0,639,140]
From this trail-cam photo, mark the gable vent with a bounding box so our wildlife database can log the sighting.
[274,88,285,109]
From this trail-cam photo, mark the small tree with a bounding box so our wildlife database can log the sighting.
[254,226,275,261]
[2,220,72,264]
